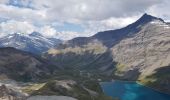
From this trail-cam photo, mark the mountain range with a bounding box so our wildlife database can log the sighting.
[0,13,170,100]
[0,32,62,54]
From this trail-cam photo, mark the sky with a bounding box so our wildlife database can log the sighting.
[0,0,170,40]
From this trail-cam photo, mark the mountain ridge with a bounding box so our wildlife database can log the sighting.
[64,13,165,48]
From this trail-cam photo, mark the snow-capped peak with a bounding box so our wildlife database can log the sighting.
[0,32,62,54]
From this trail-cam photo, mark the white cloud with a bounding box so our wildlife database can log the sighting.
[29,0,161,21]
[101,16,139,30]
[56,31,82,40]
[0,20,78,40]
[147,0,170,21]
[0,0,9,4]
[0,20,58,38]
[0,20,35,35]
[0,4,48,25]
[0,0,162,23]
[81,15,140,36]
[40,26,57,38]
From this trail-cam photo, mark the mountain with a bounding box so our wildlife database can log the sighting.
[45,13,163,72]
[110,14,170,92]
[45,14,170,94]
[64,13,164,47]
[0,32,62,54]
[0,47,60,82]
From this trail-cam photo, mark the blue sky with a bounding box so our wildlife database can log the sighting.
[54,22,84,33]
[0,0,169,40]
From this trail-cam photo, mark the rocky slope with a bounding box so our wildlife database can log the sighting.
[0,47,60,82]
[45,14,170,94]
[27,96,77,100]
[0,84,26,100]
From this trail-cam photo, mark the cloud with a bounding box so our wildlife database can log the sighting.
[0,20,35,35]
[0,20,57,38]
[147,0,170,21]
[56,31,82,40]
[0,0,9,4]
[29,0,161,21]
[0,4,48,25]
[0,0,169,40]
[0,20,80,40]
[40,26,57,38]
[1,0,162,22]
[83,15,140,35]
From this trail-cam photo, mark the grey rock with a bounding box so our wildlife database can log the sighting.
[27,96,77,100]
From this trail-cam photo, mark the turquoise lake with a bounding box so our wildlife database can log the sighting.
[100,81,170,100]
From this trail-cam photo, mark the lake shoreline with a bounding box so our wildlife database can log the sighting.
[100,79,170,96]
[100,80,170,100]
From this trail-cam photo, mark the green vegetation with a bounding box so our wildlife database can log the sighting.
[83,80,103,93]
[48,42,107,56]
[22,83,46,94]
[114,63,126,76]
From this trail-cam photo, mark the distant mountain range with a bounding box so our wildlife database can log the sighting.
[0,32,62,54]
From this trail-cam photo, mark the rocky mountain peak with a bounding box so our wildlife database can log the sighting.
[0,32,62,54]
[29,32,43,37]
[133,13,164,26]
